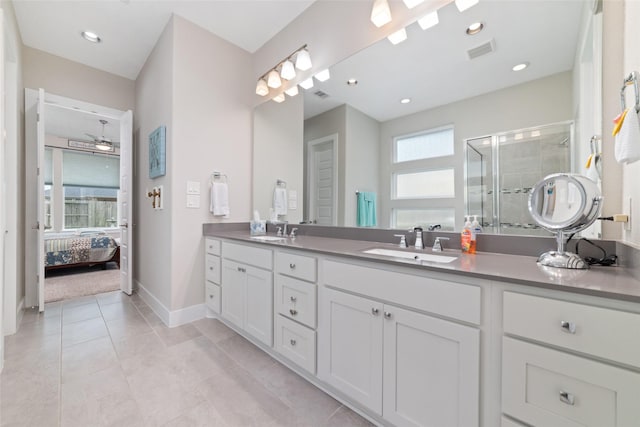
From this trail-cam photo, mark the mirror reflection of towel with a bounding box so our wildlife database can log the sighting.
[357,192,377,227]
[273,188,287,216]
[210,182,230,216]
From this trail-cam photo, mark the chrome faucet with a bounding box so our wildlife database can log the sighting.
[394,234,407,248]
[432,237,450,252]
[290,227,298,238]
[411,227,424,250]
[427,224,441,231]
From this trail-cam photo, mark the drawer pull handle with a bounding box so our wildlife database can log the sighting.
[290,339,297,346]
[372,308,379,315]
[560,321,576,334]
[384,311,392,319]
[290,296,297,303]
[289,309,298,316]
[289,263,296,269]
[559,390,575,406]
[237,266,246,273]
[209,294,214,299]
[209,267,214,271]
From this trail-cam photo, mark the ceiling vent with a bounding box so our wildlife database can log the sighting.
[467,39,495,60]
[314,90,330,99]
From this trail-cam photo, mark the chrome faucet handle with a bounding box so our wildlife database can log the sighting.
[276,227,283,236]
[432,236,450,252]
[393,234,407,248]
[290,228,299,238]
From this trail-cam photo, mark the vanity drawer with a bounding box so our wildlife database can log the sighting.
[503,292,640,368]
[275,315,316,374]
[276,251,317,282]
[205,282,221,314]
[205,254,221,284]
[275,275,316,328]
[205,238,221,256]
[323,260,481,324]
[222,241,272,270]
[502,337,640,427]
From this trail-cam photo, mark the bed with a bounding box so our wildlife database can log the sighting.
[44,233,120,271]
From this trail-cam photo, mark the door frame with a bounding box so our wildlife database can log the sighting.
[306,133,338,226]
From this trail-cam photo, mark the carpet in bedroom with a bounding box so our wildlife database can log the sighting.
[44,262,120,303]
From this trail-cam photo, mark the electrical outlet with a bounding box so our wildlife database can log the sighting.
[625,197,632,232]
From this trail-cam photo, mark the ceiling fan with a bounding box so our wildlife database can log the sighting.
[85,119,120,151]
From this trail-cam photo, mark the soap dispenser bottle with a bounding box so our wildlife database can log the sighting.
[470,215,482,254]
[461,216,472,253]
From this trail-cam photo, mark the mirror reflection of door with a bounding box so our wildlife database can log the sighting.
[307,135,337,226]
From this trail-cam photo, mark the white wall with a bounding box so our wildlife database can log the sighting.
[133,18,174,311]
[253,95,304,224]
[379,72,573,228]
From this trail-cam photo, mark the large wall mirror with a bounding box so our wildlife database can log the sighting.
[253,0,604,236]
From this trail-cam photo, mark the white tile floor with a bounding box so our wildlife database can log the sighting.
[0,291,374,427]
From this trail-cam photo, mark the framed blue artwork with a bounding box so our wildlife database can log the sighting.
[149,126,166,179]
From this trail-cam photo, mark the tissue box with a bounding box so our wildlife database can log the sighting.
[250,220,266,236]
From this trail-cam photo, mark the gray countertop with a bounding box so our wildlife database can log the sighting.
[204,230,640,303]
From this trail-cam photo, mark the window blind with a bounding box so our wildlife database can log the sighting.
[62,151,120,189]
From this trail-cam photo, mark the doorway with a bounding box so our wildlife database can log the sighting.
[307,134,338,226]
[25,89,133,311]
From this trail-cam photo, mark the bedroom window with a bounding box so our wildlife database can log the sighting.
[44,148,53,230]
[61,150,120,229]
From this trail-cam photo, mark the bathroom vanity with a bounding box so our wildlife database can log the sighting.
[203,229,640,427]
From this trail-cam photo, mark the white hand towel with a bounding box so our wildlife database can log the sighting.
[210,182,230,216]
[615,108,640,164]
[273,187,287,216]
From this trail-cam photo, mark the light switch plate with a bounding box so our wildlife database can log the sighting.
[187,194,200,208]
[187,181,201,195]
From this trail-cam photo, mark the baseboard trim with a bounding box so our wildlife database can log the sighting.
[136,281,205,328]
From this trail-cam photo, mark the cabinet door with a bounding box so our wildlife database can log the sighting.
[221,259,245,329]
[383,305,480,427]
[245,265,273,347]
[318,287,384,415]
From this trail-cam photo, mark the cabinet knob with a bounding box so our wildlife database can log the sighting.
[290,296,297,303]
[371,308,379,315]
[209,294,214,299]
[559,390,575,406]
[289,309,298,316]
[290,339,297,346]
[209,266,213,271]
[237,266,246,273]
[560,320,576,334]
[384,311,392,319]
[289,263,296,269]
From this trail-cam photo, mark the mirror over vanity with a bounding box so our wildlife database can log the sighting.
[253,0,604,238]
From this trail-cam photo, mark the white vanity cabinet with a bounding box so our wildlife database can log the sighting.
[204,238,221,314]
[501,291,640,427]
[220,241,273,347]
[318,260,481,427]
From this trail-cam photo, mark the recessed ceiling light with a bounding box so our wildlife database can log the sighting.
[400,98,411,104]
[466,22,484,35]
[512,62,529,71]
[81,31,101,43]
[347,79,358,86]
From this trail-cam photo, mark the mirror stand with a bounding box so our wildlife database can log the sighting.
[537,231,588,269]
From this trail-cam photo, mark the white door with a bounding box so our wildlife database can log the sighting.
[119,110,133,295]
[307,135,337,225]
[318,287,383,414]
[36,88,45,311]
[244,266,273,346]
[383,305,480,427]
[221,259,245,329]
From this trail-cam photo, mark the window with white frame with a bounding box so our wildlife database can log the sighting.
[390,126,456,230]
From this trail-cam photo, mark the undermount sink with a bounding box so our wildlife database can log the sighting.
[363,248,457,263]
[250,235,287,242]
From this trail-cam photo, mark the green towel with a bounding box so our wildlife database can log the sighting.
[357,192,377,227]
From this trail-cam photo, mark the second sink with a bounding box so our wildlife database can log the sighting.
[363,248,457,263]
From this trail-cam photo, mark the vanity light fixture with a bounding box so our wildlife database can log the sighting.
[455,0,479,12]
[400,98,411,104]
[418,11,439,30]
[371,0,392,27]
[285,85,299,97]
[388,28,408,45]
[81,31,101,43]
[402,0,424,9]
[280,59,296,80]
[255,78,269,96]
[267,69,282,89]
[315,69,331,82]
[272,93,286,103]
[347,78,358,86]
[466,22,484,35]
[299,77,314,90]
[255,44,311,97]
[512,62,529,71]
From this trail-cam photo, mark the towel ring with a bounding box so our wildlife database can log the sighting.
[620,71,640,112]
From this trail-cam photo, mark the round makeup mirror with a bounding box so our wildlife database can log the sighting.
[528,173,602,269]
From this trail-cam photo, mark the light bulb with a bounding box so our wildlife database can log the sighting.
[272,93,285,103]
[255,78,269,96]
[295,49,312,71]
[299,77,314,90]
[387,28,407,45]
[284,86,299,97]
[418,11,439,30]
[267,69,282,89]
[280,59,296,80]
[371,0,392,27]
[314,69,331,82]
[402,0,424,8]
[455,0,479,12]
